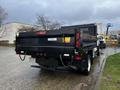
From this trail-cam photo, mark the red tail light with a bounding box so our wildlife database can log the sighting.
[75,32,81,48]
[76,41,80,47]
[36,31,46,35]
[74,54,81,61]
[76,32,80,39]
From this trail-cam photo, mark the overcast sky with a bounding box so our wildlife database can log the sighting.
[0,0,120,30]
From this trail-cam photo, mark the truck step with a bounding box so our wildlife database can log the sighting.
[31,65,75,71]
[31,65,41,68]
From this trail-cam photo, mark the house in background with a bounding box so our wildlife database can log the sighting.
[0,23,32,44]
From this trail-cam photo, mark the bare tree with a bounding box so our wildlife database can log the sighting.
[49,21,61,30]
[36,15,61,30]
[0,6,7,27]
[36,15,50,30]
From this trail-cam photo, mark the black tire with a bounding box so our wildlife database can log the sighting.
[90,51,94,64]
[83,55,91,75]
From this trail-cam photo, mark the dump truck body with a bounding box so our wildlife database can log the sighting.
[15,24,99,75]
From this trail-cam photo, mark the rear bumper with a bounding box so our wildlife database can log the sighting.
[15,46,74,57]
[34,65,73,71]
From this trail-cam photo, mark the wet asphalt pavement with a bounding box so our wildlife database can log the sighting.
[0,46,120,90]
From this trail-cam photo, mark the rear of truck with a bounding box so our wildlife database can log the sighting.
[15,24,98,74]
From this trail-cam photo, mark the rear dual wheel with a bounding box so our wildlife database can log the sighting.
[83,55,91,75]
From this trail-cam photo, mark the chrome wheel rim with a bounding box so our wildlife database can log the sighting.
[88,57,91,72]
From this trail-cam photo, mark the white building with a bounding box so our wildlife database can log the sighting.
[96,23,106,35]
[0,23,32,44]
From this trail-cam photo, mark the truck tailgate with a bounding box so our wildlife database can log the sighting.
[15,30,75,57]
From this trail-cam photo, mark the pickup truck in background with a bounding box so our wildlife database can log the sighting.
[15,24,100,75]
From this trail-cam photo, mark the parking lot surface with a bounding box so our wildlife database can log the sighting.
[0,46,119,90]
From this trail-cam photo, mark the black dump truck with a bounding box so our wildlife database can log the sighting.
[15,24,100,75]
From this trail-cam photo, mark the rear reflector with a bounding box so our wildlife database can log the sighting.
[44,53,46,56]
[64,54,70,56]
[74,54,81,61]
[36,31,46,35]
[20,51,24,54]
